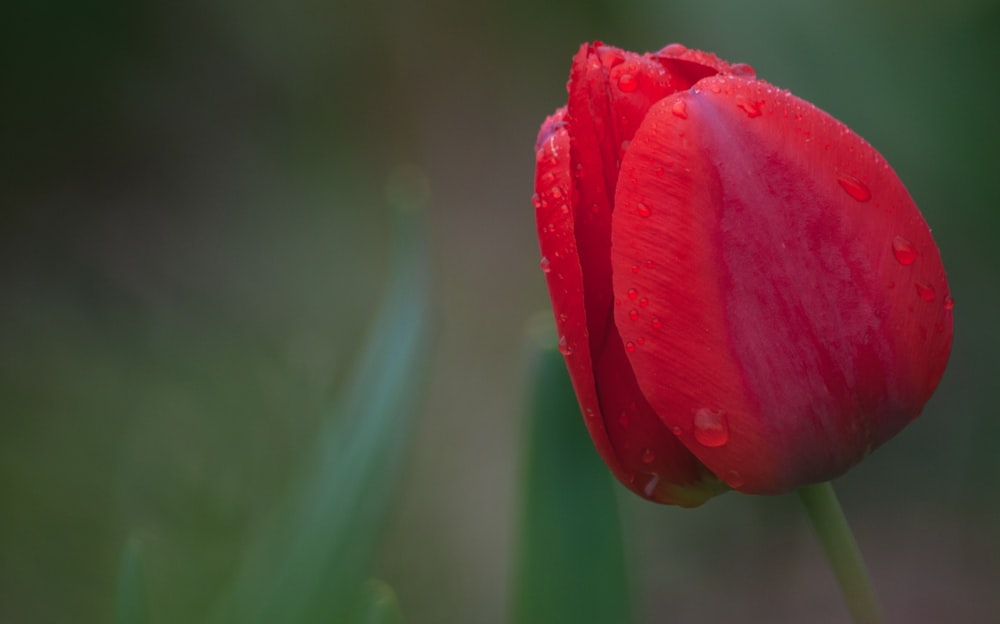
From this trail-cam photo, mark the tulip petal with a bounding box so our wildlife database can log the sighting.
[611,75,952,494]
[536,44,743,505]
[535,108,724,506]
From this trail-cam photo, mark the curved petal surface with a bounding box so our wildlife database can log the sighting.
[610,75,953,494]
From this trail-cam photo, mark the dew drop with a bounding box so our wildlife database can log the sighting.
[836,173,872,202]
[631,264,640,274]
[530,193,542,210]
[539,256,551,273]
[693,408,729,447]
[627,288,638,300]
[736,97,763,118]
[628,309,639,321]
[661,43,687,56]
[944,295,955,310]
[651,317,662,329]
[638,297,649,308]
[640,448,655,464]
[723,470,745,488]
[541,172,555,185]
[618,72,638,92]
[558,335,572,355]
[670,425,682,436]
[625,341,636,353]
[550,186,563,200]
[671,99,688,119]
[915,282,936,302]
[642,473,661,498]
[891,236,917,265]
[729,63,756,78]
[637,202,652,218]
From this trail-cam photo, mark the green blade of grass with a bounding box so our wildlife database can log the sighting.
[510,323,633,624]
[210,171,431,624]
[114,534,148,624]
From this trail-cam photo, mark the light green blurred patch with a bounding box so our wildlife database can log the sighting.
[208,172,431,623]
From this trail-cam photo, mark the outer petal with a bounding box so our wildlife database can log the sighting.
[535,108,625,478]
[535,43,740,505]
[610,75,953,494]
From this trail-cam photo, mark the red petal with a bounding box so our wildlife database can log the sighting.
[535,108,722,506]
[535,108,619,473]
[610,75,952,494]
[536,44,740,505]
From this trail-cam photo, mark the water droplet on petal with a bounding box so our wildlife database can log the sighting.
[670,425,682,436]
[891,236,917,265]
[836,173,872,202]
[539,256,551,273]
[642,473,661,497]
[693,408,729,447]
[631,264,640,274]
[671,99,688,119]
[530,194,542,210]
[660,43,687,56]
[729,63,756,78]
[944,295,955,310]
[636,202,651,218]
[627,288,638,300]
[651,317,662,329]
[915,282,936,302]
[638,297,649,308]
[625,341,636,353]
[736,97,763,118]
[640,448,655,464]
[550,186,563,200]
[558,335,572,355]
[618,72,638,92]
[628,309,639,321]
[723,470,745,488]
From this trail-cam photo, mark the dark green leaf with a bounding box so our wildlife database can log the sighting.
[511,326,633,624]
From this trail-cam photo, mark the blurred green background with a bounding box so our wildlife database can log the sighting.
[3,0,999,622]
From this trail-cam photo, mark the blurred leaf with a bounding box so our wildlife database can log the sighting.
[353,578,404,624]
[114,534,148,624]
[510,326,633,624]
[208,172,432,624]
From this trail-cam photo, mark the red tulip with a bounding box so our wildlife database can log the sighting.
[533,42,953,507]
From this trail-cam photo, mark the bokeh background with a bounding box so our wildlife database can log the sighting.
[3,0,999,622]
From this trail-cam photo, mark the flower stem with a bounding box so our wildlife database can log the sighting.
[797,482,884,624]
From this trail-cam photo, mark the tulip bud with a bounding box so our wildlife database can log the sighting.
[533,42,953,506]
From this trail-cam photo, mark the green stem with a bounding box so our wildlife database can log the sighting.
[797,482,884,624]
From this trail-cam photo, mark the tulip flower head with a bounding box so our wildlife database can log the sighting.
[533,42,953,507]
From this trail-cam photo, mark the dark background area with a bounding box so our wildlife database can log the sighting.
[3,1,999,622]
